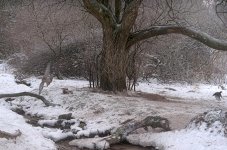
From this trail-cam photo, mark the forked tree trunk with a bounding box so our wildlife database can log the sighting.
[83,0,142,92]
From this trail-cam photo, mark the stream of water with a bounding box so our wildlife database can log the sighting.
[57,140,155,150]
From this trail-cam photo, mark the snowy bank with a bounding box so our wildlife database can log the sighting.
[0,106,56,150]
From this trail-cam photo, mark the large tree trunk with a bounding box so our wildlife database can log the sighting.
[99,50,128,91]
[100,70,127,92]
[99,26,129,91]
[83,0,141,92]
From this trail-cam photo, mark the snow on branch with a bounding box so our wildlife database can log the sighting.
[128,25,227,50]
[0,129,22,140]
[106,116,170,144]
[0,92,57,106]
[69,116,170,149]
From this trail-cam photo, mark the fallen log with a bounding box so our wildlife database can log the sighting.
[69,116,170,149]
[106,116,170,144]
[0,92,57,106]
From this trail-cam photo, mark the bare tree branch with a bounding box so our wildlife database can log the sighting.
[82,0,116,26]
[215,0,227,26]
[0,92,56,106]
[121,0,142,32]
[115,0,121,22]
[127,25,227,50]
[0,129,21,140]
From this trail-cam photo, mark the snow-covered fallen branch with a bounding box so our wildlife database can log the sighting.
[69,137,110,150]
[0,129,22,140]
[127,109,227,150]
[69,116,170,149]
[106,116,170,144]
[0,92,57,106]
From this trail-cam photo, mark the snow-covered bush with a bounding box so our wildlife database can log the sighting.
[186,109,227,136]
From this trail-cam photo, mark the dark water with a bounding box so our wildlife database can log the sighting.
[57,141,155,150]
[110,144,155,150]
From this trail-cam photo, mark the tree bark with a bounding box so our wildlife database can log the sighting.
[0,92,56,106]
[99,26,129,91]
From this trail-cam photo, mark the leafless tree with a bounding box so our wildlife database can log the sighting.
[3,0,227,90]
[82,0,227,91]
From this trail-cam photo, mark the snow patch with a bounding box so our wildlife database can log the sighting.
[41,129,74,142]
[69,137,110,150]
[38,120,58,127]
[128,129,227,150]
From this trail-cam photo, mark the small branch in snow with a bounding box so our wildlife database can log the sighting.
[0,92,57,106]
[0,129,22,140]
[15,79,31,87]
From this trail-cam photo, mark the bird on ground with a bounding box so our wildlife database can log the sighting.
[213,91,222,100]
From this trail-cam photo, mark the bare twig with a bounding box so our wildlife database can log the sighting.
[0,129,22,140]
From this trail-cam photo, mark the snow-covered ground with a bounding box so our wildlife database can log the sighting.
[0,105,55,150]
[127,129,227,150]
[1,63,227,150]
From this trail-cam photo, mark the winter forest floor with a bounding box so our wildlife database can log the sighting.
[1,63,227,150]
